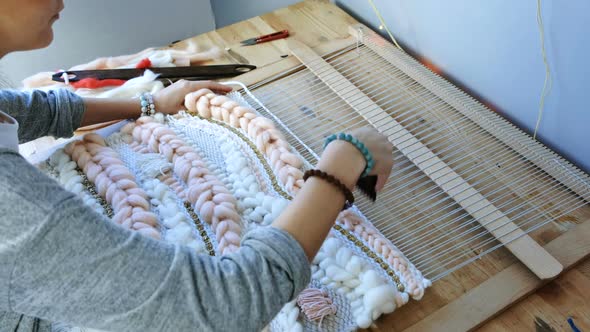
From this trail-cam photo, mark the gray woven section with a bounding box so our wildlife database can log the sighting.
[108,140,219,251]
[52,322,105,332]
[171,126,228,175]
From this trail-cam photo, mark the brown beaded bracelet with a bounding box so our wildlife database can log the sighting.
[303,169,355,209]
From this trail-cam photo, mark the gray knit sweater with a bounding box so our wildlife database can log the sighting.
[0,89,310,332]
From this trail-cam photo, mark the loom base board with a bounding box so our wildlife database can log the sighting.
[214,3,590,330]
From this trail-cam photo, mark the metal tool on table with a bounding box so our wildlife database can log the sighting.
[143,30,288,66]
[225,48,250,64]
[223,30,290,64]
[240,30,290,46]
[52,64,257,83]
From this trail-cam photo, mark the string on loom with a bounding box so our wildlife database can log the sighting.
[533,0,552,140]
[367,0,404,52]
[240,38,590,280]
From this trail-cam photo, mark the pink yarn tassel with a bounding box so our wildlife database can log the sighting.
[296,288,337,328]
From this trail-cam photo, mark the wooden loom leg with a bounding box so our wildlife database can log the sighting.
[287,38,563,280]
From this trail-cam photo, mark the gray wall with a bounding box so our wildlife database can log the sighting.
[211,0,301,28]
[0,0,215,85]
[211,0,590,173]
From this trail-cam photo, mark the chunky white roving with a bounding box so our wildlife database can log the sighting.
[312,236,402,329]
[48,149,104,214]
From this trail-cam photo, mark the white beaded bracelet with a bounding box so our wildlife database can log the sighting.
[140,92,156,116]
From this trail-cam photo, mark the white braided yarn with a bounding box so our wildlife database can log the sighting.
[48,149,104,214]
[142,178,208,254]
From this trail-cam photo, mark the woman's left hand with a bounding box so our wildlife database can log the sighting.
[153,80,232,115]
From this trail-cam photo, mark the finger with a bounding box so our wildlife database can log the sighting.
[211,88,231,95]
[212,86,233,94]
[375,162,393,192]
[376,173,388,192]
[175,79,189,88]
[194,81,232,93]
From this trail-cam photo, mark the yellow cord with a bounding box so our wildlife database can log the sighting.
[533,0,552,140]
[367,0,405,52]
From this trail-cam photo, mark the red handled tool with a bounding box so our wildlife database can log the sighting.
[240,30,289,46]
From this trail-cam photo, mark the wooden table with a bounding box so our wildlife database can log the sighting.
[174,1,590,330]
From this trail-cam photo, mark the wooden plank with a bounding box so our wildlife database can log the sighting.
[229,36,357,87]
[403,214,590,332]
[349,23,590,204]
[169,0,358,86]
[288,38,563,280]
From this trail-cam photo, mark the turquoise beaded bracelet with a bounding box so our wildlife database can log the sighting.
[324,133,375,177]
[140,92,156,116]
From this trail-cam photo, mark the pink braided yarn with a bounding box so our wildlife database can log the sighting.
[159,172,187,200]
[124,117,242,255]
[184,89,305,195]
[64,133,160,240]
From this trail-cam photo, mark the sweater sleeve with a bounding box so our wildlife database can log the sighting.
[0,89,86,143]
[0,151,310,332]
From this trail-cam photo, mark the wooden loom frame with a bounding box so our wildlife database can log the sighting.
[233,22,590,331]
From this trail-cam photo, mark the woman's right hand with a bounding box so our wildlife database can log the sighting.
[275,126,393,261]
[349,126,394,191]
[318,126,394,192]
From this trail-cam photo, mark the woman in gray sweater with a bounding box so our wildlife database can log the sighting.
[0,1,394,331]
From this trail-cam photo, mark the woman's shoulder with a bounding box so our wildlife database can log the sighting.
[0,150,74,214]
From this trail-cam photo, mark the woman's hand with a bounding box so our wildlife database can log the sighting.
[349,126,394,191]
[273,126,393,261]
[319,126,393,192]
[153,80,232,115]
